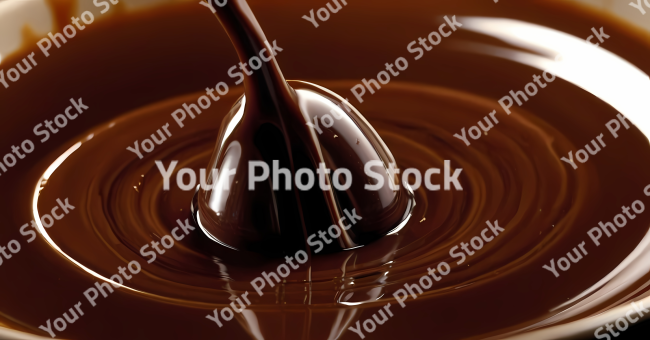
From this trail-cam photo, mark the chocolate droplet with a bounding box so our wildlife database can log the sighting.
[192,0,414,255]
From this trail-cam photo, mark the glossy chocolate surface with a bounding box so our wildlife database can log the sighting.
[0,0,649,339]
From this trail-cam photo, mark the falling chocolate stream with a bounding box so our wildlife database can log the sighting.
[194,0,414,254]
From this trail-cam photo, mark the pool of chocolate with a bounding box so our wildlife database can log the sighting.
[1,0,650,339]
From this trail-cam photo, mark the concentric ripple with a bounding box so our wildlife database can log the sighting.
[33,81,650,338]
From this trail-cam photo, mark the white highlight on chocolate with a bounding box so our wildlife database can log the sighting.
[594,301,649,339]
[460,17,650,141]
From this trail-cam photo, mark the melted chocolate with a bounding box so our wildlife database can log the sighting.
[195,0,414,255]
[0,0,649,339]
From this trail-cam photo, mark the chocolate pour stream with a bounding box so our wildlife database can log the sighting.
[195,0,414,255]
